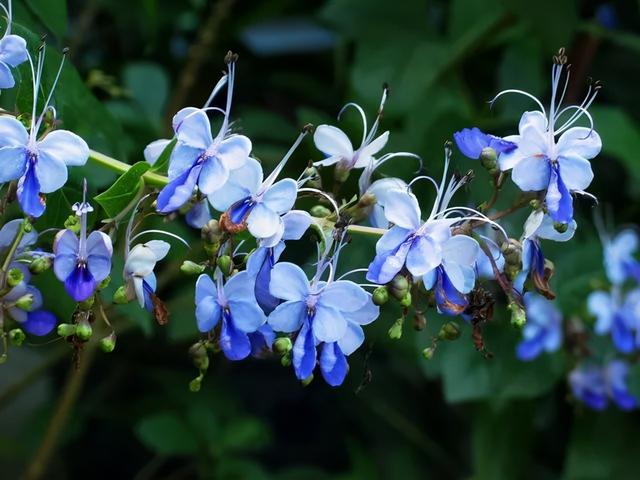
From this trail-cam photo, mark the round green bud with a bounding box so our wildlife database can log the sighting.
[509,302,527,328]
[189,376,202,393]
[75,318,93,342]
[99,333,117,353]
[553,222,568,234]
[6,267,24,288]
[29,256,51,274]
[202,219,223,244]
[181,260,205,275]
[217,255,233,276]
[399,292,412,308]
[480,147,497,171]
[64,215,81,234]
[57,323,77,337]
[438,321,461,341]
[372,287,389,306]
[422,346,435,360]
[15,293,34,311]
[189,342,210,371]
[310,205,332,218]
[388,317,404,340]
[413,311,427,331]
[301,374,314,387]
[274,337,293,355]
[529,199,542,210]
[9,328,26,346]
[389,275,410,300]
[280,354,292,367]
[98,276,111,290]
[113,286,129,304]
[21,219,33,233]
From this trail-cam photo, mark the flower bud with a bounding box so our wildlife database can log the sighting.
[6,267,24,288]
[372,286,389,306]
[57,323,77,337]
[189,342,210,371]
[9,328,26,346]
[202,219,223,244]
[64,215,81,234]
[113,286,129,304]
[75,318,93,342]
[21,219,33,233]
[553,222,568,234]
[389,275,409,300]
[99,332,117,353]
[480,147,498,172]
[98,276,111,290]
[399,292,412,308]
[334,166,350,183]
[303,165,322,189]
[181,260,205,275]
[15,293,34,311]
[29,256,51,274]
[438,321,461,341]
[274,337,293,355]
[422,346,435,360]
[501,239,521,266]
[413,311,426,331]
[78,295,94,310]
[529,199,542,210]
[301,374,314,387]
[189,376,203,393]
[508,302,526,328]
[217,255,233,276]
[358,191,376,207]
[388,317,404,340]
[310,205,331,218]
[280,354,292,367]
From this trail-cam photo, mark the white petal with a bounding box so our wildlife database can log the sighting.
[282,210,312,240]
[312,304,347,343]
[247,203,281,239]
[442,235,480,267]
[270,262,309,301]
[383,190,421,229]
[38,130,89,167]
[556,127,602,160]
[557,154,594,191]
[261,178,297,214]
[511,155,550,191]
[0,116,28,147]
[217,135,251,170]
[144,240,171,261]
[144,139,171,165]
[313,125,354,159]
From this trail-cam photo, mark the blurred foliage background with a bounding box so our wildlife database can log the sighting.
[1,0,640,478]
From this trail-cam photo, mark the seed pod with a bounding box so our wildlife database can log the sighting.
[9,328,26,346]
[29,256,52,274]
[372,286,389,306]
[274,337,293,355]
[388,317,404,340]
[438,321,461,341]
[181,260,205,275]
[99,332,117,353]
[6,268,24,288]
[57,323,77,337]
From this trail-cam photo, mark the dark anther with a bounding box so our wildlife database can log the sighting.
[302,123,314,134]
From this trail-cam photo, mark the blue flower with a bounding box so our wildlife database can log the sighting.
[53,196,113,302]
[0,47,89,217]
[0,218,38,256]
[156,60,252,213]
[453,127,516,160]
[267,262,379,384]
[362,177,408,229]
[185,198,212,229]
[210,130,307,246]
[588,287,640,353]
[246,210,312,314]
[570,360,638,411]
[516,292,562,361]
[0,34,27,89]
[515,210,576,296]
[495,57,601,224]
[603,229,640,285]
[248,324,276,358]
[124,240,170,310]
[195,271,267,361]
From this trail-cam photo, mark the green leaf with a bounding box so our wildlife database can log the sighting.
[24,0,68,37]
[94,162,150,219]
[123,62,169,121]
[136,413,198,455]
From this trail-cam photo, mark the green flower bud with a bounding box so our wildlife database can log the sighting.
[16,293,34,311]
[29,256,51,274]
[78,295,94,311]
[438,321,461,341]
[310,205,332,218]
[529,199,542,210]
[388,317,404,340]
[217,255,233,276]
[372,286,389,306]
[280,354,292,367]
[113,286,129,304]
[6,267,24,288]
[202,219,223,244]
[9,328,26,346]
[64,215,81,234]
[75,318,93,342]
[553,222,568,234]
[21,219,33,233]
[413,311,426,331]
[334,166,350,183]
[98,275,111,290]
[422,346,435,360]
[181,260,205,275]
[274,337,293,355]
[399,292,412,308]
[189,376,203,393]
[358,191,376,207]
[389,275,410,300]
[57,323,77,337]
[509,302,527,328]
[189,342,210,371]
[301,374,314,387]
[501,239,521,266]
[303,165,322,189]
[99,332,117,353]
[480,147,497,171]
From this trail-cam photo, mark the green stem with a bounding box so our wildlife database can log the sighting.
[347,224,386,237]
[88,150,168,187]
[1,219,25,274]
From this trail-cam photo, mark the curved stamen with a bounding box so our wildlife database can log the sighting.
[488,89,547,119]
[338,102,368,147]
[438,206,508,240]
[298,187,340,219]
[34,49,68,135]
[203,73,228,108]
[554,105,595,137]
[336,268,369,281]
[408,175,439,192]
[261,127,309,192]
[128,229,190,249]
[125,193,152,256]
[364,85,389,146]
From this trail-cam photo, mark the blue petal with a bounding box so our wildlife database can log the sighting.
[23,310,57,336]
[546,164,573,223]
[262,178,297,214]
[293,319,316,380]
[319,280,369,312]
[195,295,221,332]
[282,210,312,240]
[254,248,280,314]
[185,199,212,229]
[156,163,201,213]
[612,314,635,353]
[434,267,468,315]
[38,130,89,168]
[220,312,252,361]
[516,332,545,361]
[0,146,27,182]
[320,342,349,387]
[228,197,255,224]
[227,299,266,332]
[0,61,15,88]
[198,156,229,195]
[0,35,28,67]
[64,264,96,302]
[453,127,491,159]
[17,163,45,217]
[175,109,213,150]
[86,231,113,282]
[269,262,309,302]
[267,300,306,333]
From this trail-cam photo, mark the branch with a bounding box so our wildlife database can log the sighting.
[88,150,168,187]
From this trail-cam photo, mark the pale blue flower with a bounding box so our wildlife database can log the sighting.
[588,287,640,353]
[124,240,170,310]
[0,2,27,89]
[603,229,640,285]
[453,127,516,160]
[570,360,638,411]
[516,292,562,361]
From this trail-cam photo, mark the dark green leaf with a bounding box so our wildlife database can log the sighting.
[135,413,198,455]
[94,162,150,219]
[24,0,67,37]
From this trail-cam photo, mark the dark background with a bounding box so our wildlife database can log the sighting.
[1,0,640,478]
